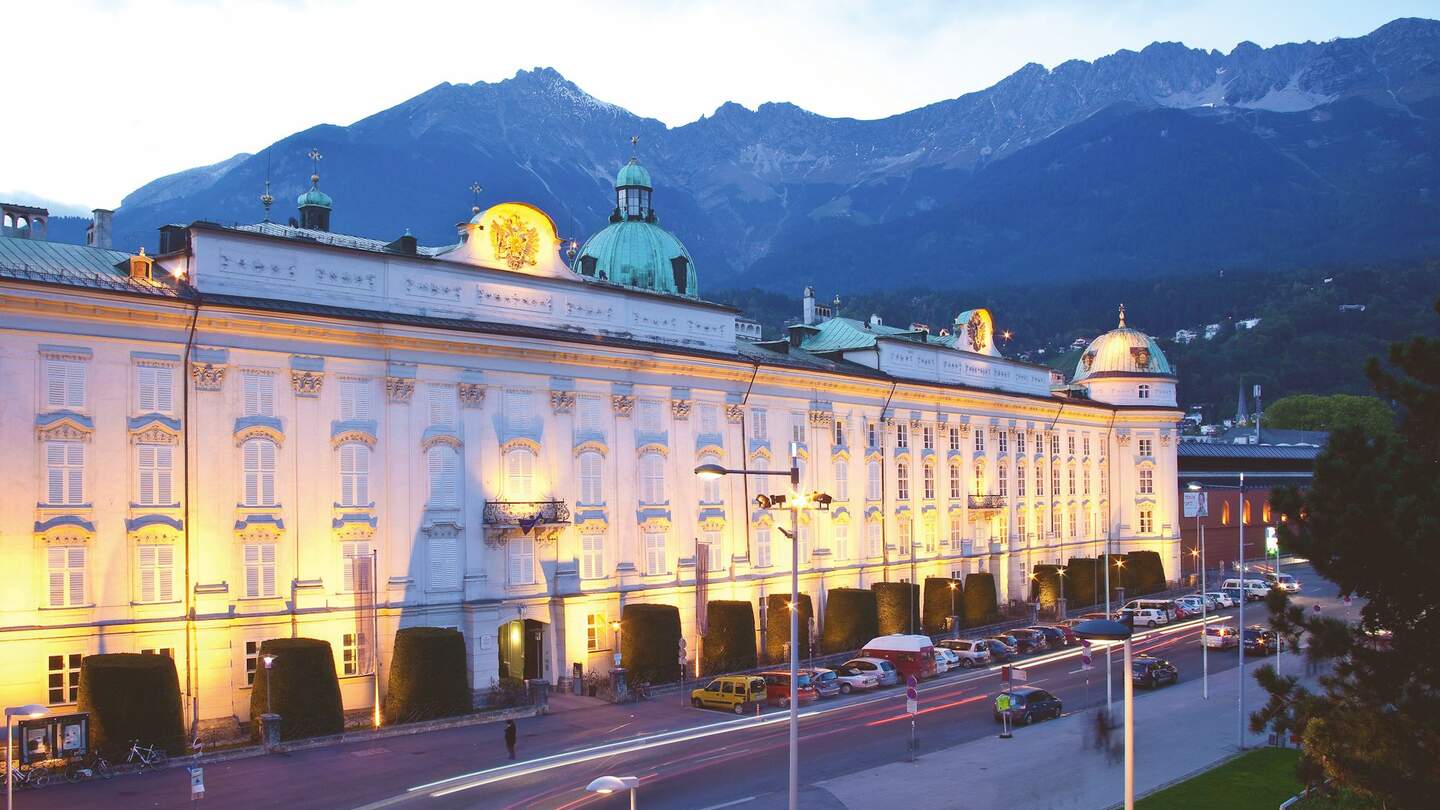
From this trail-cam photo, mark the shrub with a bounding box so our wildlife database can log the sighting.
[922,577,963,634]
[872,582,920,636]
[764,593,813,663]
[486,676,528,709]
[1029,565,1063,607]
[822,588,878,653]
[961,573,999,627]
[1101,554,1128,603]
[1066,557,1099,608]
[1124,550,1167,596]
[702,601,757,675]
[621,603,682,685]
[383,627,472,725]
[248,638,344,742]
[77,653,184,755]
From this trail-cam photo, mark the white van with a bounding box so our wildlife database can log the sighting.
[1221,579,1270,600]
[1122,607,1168,628]
[1122,599,1178,621]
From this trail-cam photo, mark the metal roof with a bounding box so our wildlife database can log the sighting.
[1177,443,1321,461]
[230,222,456,256]
[0,236,182,297]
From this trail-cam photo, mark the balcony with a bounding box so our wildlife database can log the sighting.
[483,500,571,529]
[967,494,1007,511]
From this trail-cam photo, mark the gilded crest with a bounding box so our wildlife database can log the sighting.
[1082,350,1096,371]
[489,212,540,271]
[967,312,989,352]
[1130,346,1151,368]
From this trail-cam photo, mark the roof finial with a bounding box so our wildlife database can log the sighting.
[307,147,323,186]
[469,181,483,216]
[1118,303,1126,328]
[629,134,639,161]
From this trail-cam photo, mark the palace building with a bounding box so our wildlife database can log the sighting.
[0,158,1181,737]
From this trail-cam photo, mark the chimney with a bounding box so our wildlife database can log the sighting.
[88,208,113,249]
[869,314,883,329]
[802,286,817,326]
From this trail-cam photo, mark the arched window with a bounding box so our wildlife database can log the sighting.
[1221,501,1231,525]
[700,454,723,503]
[639,452,666,505]
[972,461,985,496]
[833,460,849,501]
[1016,463,1026,498]
[1067,466,1076,496]
[867,460,882,501]
[428,445,461,507]
[997,462,1008,498]
[896,462,910,501]
[337,443,370,507]
[1262,502,1272,524]
[922,463,935,500]
[1243,499,1252,525]
[504,447,533,501]
[578,451,604,505]
[242,438,277,507]
[949,461,962,500]
[1035,461,1044,496]
[1051,464,1061,498]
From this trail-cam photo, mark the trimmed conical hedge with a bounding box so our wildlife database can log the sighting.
[1066,557,1099,608]
[822,588,877,653]
[621,603,682,685]
[702,601,757,675]
[765,593,813,663]
[383,627,471,725]
[922,577,963,634]
[961,573,999,626]
[872,582,920,636]
[248,638,344,742]
[77,653,184,755]
[1029,565,1063,608]
[1124,550,1167,596]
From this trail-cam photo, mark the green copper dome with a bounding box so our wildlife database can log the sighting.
[572,157,699,298]
[615,158,652,188]
[296,175,332,209]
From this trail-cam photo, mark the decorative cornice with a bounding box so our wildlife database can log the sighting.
[191,362,226,391]
[1116,431,1132,446]
[421,431,464,452]
[332,510,378,541]
[670,399,692,420]
[611,394,635,416]
[331,419,378,449]
[234,416,284,446]
[637,442,670,458]
[809,409,834,427]
[458,382,486,408]
[234,511,285,542]
[501,436,542,455]
[291,369,324,397]
[35,514,95,545]
[128,413,182,446]
[550,389,576,414]
[574,439,609,457]
[386,375,415,403]
[36,410,94,442]
[126,513,184,543]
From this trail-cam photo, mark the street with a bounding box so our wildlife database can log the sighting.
[19,563,1349,810]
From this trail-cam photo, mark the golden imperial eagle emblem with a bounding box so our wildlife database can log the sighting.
[489,212,540,271]
[967,311,990,352]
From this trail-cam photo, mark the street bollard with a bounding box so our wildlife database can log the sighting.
[259,713,282,752]
[527,679,550,715]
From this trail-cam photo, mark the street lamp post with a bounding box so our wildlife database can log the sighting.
[587,775,640,809]
[1187,482,1211,699]
[1074,620,1134,810]
[1189,476,1248,749]
[697,447,825,810]
[261,654,277,715]
[948,581,958,638]
[6,704,46,810]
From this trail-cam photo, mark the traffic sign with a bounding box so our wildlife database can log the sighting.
[906,674,918,688]
[1001,665,1011,683]
[906,698,918,715]
[906,686,918,701]
[1011,667,1028,683]
[1080,639,1093,670]
[189,767,205,800]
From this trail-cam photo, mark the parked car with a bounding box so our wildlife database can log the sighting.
[1175,596,1207,616]
[1204,591,1235,609]
[691,675,768,714]
[1028,625,1070,649]
[759,670,820,708]
[1243,626,1282,655]
[1203,625,1239,649]
[1131,655,1179,688]
[932,647,957,674]
[841,657,899,686]
[1121,608,1168,628]
[937,638,992,668]
[824,665,880,694]
[860,634,939,681]
[1123,599,1179,621]
[1006,628,1047,654]
[1221,587,1247,606]
[984,636,1018,661]
[992,686,1063,725]
[804,668,842,698]
[1221,578,1271,601]
[1077,612,1111,622]
[1263,572,1301,593]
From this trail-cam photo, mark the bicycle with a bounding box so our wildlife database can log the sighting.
[3,762,53,790]
[125,740,169,773]
[64,750,112,782]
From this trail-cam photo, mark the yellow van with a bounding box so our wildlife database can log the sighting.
[690,675,767,714]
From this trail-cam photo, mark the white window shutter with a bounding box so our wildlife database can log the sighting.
[158,545,174,602]
[156,446,173,504]
[156,366,173,413]
[260,441,275,506]
[138,445,155,505]
[137,366,155,412]
[343,544,357,592]
[244,544,259,598]
[46,359,66,407]
[139,545,156,602]
[260,544,275,596]
[48,547,65,606]
[67,444,84,504]
[70,362,86,408]
[46,443,65,504]
[354,446,369,505]
[67,547,85,605]
[430,537,458,590]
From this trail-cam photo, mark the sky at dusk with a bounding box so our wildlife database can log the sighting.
[6,0,1437,210]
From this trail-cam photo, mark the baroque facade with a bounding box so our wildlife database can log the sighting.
[0,161,1181,735]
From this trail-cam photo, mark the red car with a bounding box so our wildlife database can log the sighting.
[759,670,820,708]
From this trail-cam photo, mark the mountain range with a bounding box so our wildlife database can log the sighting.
[103,17,1440,293]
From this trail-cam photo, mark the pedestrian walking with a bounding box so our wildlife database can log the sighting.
[504,719,517,760]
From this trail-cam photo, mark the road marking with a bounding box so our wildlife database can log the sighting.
[695,797,756,810]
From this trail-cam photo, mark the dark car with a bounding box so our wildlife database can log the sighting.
[1243,626,1281,655]
[992,686,1063,725]
[1007,628,1047,654]
[1131,655,1179,688]
[985,636,1018,661]
[1029,625,1072,648]
[1221,587,1247,606]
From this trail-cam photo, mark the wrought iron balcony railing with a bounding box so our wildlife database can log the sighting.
[967,494,1006,510]
[483,500,571,528]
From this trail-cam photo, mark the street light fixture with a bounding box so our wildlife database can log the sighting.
[261,654,277,716]
[1186,481,1210,700]
[1188,476,1248,749]
[1073,620,1134,810]
[6,704,46,810]
[694,448,820,810]
[586,775,640,809]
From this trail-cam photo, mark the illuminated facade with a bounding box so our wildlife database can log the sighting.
[0,162,1180,737]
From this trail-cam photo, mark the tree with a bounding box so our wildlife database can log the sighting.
[1253,299,1440,808]
[1262,393,1394,436]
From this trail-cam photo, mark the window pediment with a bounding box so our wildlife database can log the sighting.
[36,411,94,442]
[234,416,283,447]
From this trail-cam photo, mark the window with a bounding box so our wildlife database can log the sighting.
[949,462,962,500]
[972,463,984,496]
[1138,438,1153,457]
[343,632,370,676]
[751,458,770,498]
[1083,464,1091,495]
[833,418,845,446]
[1263,503,1272,523]
[1243,499,1252,525]
[1139,508,1154,534]
[244,641,260,686]
[997,511,1009,542]
[923,521,937,553]
[243,543,276,598]
[586,613,609,652]
[639,452,666,504]
[998,463,1008,497]
[754,527,771,567]
[1017,464,1026,497]
[339,378,371,420]
[1069,508,1078,539]
[338,443,370,507]
[922,424,934,450]
[833,523,849,560]
[637,400,663,433]
[898,518,912,552]
[1051,465,1061,499]
[137,544,174,603]
[429,445,461,507]
[833,460,849,501]
[949,515,963,547]
[797,524,812,567]
[1035,462,1044,496]
[922,463,935,500]
[581,533,605,579]
[998,431,1007,454]
[1050,434,1060,456]
[1138,384,1151,400]
[1100,469,1108,495]
[242,372,274,417]
[135,443,174,506]
[48,653,82,705]
[578,395,605,435]
[504,389,533,433]
[1051,507,1060,534]
[751,409,768,440]
[974,430,985,453]
[1083,436,1091,457]
[44,441,85,505]
[698,403,718,435]
[341,541,372,593]
[1068,467,1076,496]
[703,529,724,572]
[1138,468,1153,494]
[866,460,882,500]
[644,532,666,576]
[135,363,174,414]
[1221,501,1231,525]
[948,427,960,452]
[242,438,277,507]
[44,357,86,409]
[866,522,882,557]
[896,463,910,500]
[1034,433,1044,455]
[509,536,535,585]
[791,413,806,444]
[896,423,908,449]
[47,546,86,607]
[430,535,459,590]
[428,385,458,430]
[867,420,878,448]
[579,451,604,505]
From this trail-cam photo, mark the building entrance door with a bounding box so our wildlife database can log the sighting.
[498,619,546,681]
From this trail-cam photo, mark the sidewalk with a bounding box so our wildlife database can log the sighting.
[814,658,1290,810]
